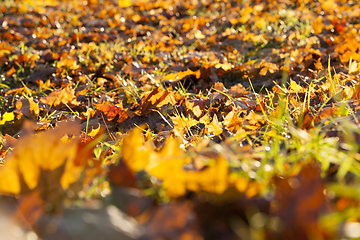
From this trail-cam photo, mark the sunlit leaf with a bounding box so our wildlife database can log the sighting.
[223,109,243,133]
[0,121,99,195]
[40,86,80,107]
[206,114,222,136]
[95,103,128,122]
[0,112,14,125]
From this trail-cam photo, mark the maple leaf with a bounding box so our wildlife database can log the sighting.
[227,83,248,98]
[223,109,243,133]
[163,69,201,82]
[134,87,171,116]
[0,121,102,195]
[122,127,152,172]
[40,86,80,107]
[0,112,14,125]
[121,128,234,197]
[56,54,80,71]
[312,16,324,34]
[206,114,223,136]
[170,114,198,138]
[244,111,266,130]
[214,62,232,71]
[194,30,205,39]
[289,79,306,93]
[94,103,128,122]
[259,60,279,76]
[5,87,34,96]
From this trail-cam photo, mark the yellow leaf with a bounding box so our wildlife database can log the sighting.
[214,62,232,71]
[170,114,198,137]
[88,124,101,138]
[0,112,14,125]
[194,30,205,39]
[119,0,132,7]
[163,69,198,81]
[234,177,249,192]
[0,122,81,195]
[312,16,324,34]
[223,109,243,133]
[349,60,359,74]
[148,156,230,197]
[207,114,223,136]
[120,129,265,198]
[122,127,151,172]
[0,155,21,194]
[259,60,279,76]
[289,79,305,93]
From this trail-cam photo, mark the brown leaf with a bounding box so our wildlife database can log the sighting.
[244,111,266,130]
[270,164,329,239]
[185,99,206,118]
[108,159,138,188]
[143,201,203,240]
[14,97,40,119]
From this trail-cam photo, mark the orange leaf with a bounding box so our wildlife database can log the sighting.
[163,69,200,82]
[95,103,128,122]
[312,16,324,34]
[228,83,248,97]
[6,66,16,77]
[134,87,171,116]
[243,111,265,131]
[40,86,80,107]
[223,109,243,133]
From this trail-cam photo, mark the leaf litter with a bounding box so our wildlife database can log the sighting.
[1,0,360,239]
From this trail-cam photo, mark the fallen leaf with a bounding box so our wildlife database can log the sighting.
[134,87,171,116]
[270,164,329,239]
[206,114,223,136]
[40,86,80,107]
[0,121,97,194]
[14,97,40,119]
[170,114,198,138]
[95,103,128,122]
[223,109,243,133]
